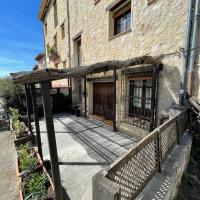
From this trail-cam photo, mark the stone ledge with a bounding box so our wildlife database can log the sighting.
[136,132,193,200]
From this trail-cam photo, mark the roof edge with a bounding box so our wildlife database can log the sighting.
[38,0,49,21]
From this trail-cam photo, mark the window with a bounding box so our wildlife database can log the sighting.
[114,3,131,35]
[54,34,57,51]
[44,23,47,35]
[73,35,82,67]
[61,23,65,39]
[129,78,152,118]
[54,1,58,27]
[77,37,82,66]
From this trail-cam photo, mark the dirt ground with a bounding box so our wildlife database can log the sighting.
[176,132,200,200]
[0,130,19,200]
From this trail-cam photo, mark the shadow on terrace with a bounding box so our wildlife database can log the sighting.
[34,113,137,200]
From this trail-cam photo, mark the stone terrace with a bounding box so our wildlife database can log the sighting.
[33,114,137,200]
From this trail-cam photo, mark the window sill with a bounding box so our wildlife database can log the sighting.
[109,29,131,41]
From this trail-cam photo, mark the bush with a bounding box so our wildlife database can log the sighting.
[18,143,37,173]
[0,77,23,114]
[23,172,48,200]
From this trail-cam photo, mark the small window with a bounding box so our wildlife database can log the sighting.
[54,1,58,27]
[114,3,131,35]
[44,23,47,35]
[73,35,82,67]
[61,23,65,39]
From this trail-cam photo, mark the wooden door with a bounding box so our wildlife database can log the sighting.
[93,82,114,121]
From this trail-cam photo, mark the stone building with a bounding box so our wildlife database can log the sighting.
[38,0,200,138]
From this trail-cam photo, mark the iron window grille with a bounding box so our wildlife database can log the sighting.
[120,69,159,131]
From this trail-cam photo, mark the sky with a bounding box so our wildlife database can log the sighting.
[0,1,43,77]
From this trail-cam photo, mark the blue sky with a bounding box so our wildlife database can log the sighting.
[0,1,43,77]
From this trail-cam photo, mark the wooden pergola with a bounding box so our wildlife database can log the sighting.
[11,55,162,200]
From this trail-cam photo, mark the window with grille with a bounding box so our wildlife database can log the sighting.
[129,78,152,119]
[120,69,159,131]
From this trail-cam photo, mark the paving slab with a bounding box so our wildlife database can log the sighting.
[34,113,137,200]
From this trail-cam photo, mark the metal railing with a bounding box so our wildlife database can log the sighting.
[106,109,188,200]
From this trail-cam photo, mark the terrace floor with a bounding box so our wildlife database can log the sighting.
[33,113,138,200]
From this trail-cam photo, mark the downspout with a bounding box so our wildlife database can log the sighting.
[42,22,48,69]
[179,0,194,105]
[187,0,200,96]
[66,0,72,68]
[66,0,73,105]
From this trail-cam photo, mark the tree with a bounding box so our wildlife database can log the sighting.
[0,76,23,114]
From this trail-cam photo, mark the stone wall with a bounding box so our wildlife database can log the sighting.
[41,0,197,122]
[68,0,189,120]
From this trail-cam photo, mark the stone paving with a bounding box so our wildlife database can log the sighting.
[0,131,19,200]
[35,113,137,200]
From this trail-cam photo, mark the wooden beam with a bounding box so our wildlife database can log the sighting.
[24,84,32,132]
[113,68,117,131]
[41,81,63,200]
[30,84,43,161]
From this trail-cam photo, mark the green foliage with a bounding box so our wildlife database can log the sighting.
[9,107,20,121]
[14,120,28,138]
[18,142,37,173]
[47,46,57,58]
[24,172,48,200]
[0,77,22,114]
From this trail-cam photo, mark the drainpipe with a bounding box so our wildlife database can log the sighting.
[42,23,48,69]
[187,0,200,96]
[179,0,194,106]
[66,0,73,106]
[66,0,72,68]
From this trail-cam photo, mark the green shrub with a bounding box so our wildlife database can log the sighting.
[9,107,20,122]
[24,172,48,200]
[18,143,37,173]
[14,120,28,138]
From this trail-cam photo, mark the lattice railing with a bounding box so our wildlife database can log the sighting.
[107,132,158,199]
[106,109,188,200]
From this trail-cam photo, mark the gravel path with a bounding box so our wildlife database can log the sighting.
[0,131,19,200]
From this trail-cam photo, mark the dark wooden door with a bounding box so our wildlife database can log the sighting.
[93,82,114,121]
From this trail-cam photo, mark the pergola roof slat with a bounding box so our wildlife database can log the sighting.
[11,55,162,84]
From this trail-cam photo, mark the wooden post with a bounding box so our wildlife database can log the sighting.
[84,76,87,118]
[156,130,161,173]
[30,84,43,161]
[24,84,32,132]
[41,81,63,200]
[113,68,117,131]
[150,66,157,132]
